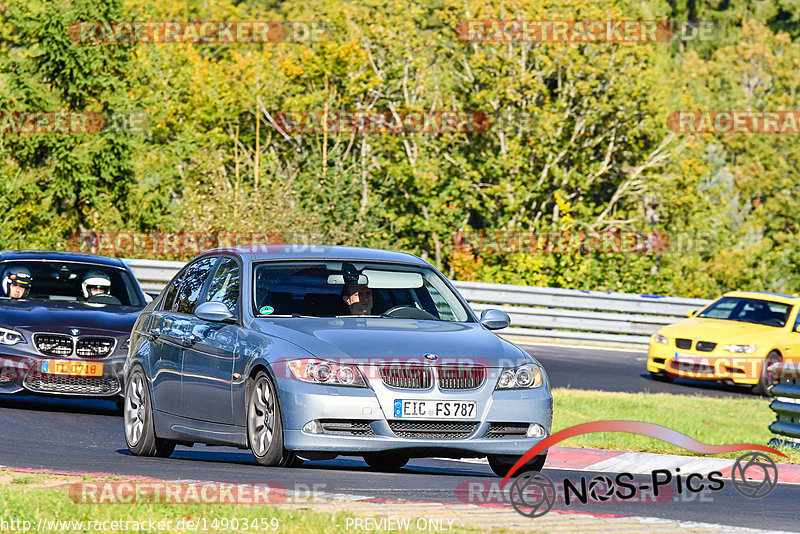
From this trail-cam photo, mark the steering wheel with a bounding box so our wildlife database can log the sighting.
[381,305,437,320]
[87,294,122,305]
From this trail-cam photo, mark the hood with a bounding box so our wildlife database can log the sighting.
[0,299,142,335]
[660,317,784,343]
[252,317,531,367]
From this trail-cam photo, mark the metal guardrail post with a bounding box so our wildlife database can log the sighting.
[768,363,800,450]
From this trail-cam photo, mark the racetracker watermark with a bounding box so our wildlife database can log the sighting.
[69,481,327,505]
[270,111,491,135]
[456,20,716,43]
[0,111,148,135]
[668,111,800,134]
[453,230,668,255]
[453,230,722,255]
[665,354,779,381]
[458,472,714,507]
[68,21,327,44]
[66,231,326,257]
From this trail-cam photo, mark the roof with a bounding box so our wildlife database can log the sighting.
[201,245,430,266]
[723,290,800,304]
[0,250,127,268]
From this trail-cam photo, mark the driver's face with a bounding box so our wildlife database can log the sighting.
[89,286,108,296]
[343,286,373,315]
[9,284,25,299]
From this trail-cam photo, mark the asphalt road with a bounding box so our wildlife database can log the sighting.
[0,345,789,532]
[521,343,755,398]
[0,395,796,532]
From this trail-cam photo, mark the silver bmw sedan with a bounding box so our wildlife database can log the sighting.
[124,245,552,476]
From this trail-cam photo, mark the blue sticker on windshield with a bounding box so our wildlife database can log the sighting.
[260,306,274,315]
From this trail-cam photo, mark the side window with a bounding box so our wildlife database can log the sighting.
[161,268,187,311]
[173,258,217,314]
[205,257,240,316]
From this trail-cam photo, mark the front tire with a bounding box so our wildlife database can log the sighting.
[246,371,301,467]
[488,453,547,477]
[124,367,175,458]
[752,351,782,396]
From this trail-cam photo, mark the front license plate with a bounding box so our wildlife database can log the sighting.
[42,360,103,377]
[673,352,709,365]
[393,399,477,419]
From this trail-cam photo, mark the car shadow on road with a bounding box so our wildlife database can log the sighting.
[115,449,493,477]
[641,373,756,397]
[0,394,120,416]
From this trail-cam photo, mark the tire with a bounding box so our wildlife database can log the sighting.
[246,371,301,467]
[488,453,547,478]
[124,367,176,458]
[363,452,409,471]
[649,371,673,383]
[752,351,782,396]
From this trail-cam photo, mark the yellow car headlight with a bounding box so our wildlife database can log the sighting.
[651,333,668,345]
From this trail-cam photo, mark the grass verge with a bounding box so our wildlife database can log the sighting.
[0,473,483,534]
[551,387,800,463]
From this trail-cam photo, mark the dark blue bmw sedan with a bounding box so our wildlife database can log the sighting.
[0,250,148,405]
[124,245,552,476]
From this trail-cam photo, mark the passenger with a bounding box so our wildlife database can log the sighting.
[342,284,373,315]
[81,270,111,300]
[2,266,32,299]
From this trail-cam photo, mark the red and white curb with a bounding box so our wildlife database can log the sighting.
[454,445,800,484]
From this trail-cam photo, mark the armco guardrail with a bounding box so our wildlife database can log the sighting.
[454,281,710,347]
[768,364,800,450]
[124,259,710,348]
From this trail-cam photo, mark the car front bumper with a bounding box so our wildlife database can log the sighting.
[0,348,125,397]
[275,374,553,457]
[647,341,763,385]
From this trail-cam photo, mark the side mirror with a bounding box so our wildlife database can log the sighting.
[196,301,235,323]
[686,309,697,318]
[480,309,511,330]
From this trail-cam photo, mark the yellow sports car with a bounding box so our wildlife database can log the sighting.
[646,291,798,394]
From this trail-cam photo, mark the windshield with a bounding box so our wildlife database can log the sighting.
[697,296,792,328]
[0,261,144,307]
[253,261,470,322]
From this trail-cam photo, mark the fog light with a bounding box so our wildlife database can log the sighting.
[0,374,12,383]
[526,423,546,438]
[302,420,323,434]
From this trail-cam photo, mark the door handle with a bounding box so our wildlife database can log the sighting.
[180,334,199,347]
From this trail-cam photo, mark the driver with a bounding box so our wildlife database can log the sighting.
[2,266,32,299]
[81,270,111,300]
[342,284,373,315]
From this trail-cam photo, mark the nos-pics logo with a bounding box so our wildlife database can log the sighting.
[501,421,782,518]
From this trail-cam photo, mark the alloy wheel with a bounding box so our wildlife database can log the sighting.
[248,376,276,456]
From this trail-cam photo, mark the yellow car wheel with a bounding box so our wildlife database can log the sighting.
[752,351,782,396]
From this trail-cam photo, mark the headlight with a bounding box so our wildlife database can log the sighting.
[286,359,367,387]
[724,344,758,354]
[652,333,668,345]
[495,363,543,390]
[0,327,25,346]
